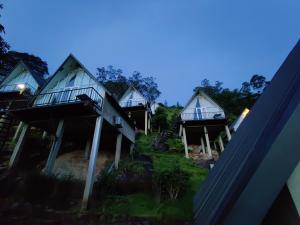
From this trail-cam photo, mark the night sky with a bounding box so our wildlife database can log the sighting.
[2,0,300,104]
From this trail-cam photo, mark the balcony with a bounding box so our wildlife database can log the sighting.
[34,87,104,110]
[0,83,35,95]
[181,108,225,121]
[119,99,147,108]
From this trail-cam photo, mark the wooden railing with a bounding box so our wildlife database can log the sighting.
[119,99,147,107]
[181,110,225,121]
[34,87,104,109]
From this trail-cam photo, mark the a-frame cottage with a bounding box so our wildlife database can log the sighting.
[118,86,151,135]
[0,61,45,149]
[8,54,136,209]
[193,41,300,225]
[179,89,231,158]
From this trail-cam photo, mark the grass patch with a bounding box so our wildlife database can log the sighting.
[102,133,208,222]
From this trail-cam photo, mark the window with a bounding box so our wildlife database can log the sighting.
[194,98,202,120]
[126,92,133,107]
[66,74,76,87]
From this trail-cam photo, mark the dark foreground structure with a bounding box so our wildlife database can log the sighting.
[193,40,300,225]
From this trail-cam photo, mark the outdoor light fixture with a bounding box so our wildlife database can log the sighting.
[17,83,26,90]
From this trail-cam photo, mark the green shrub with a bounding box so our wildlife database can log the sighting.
[166,138,184,153]
[153,164,189,201]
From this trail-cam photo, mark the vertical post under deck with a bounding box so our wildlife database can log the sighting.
[218,135,224,152]
[44,120,65,175]
[182,127,189,158]
[82,116,103,210]
[204,126,212,158]
[145,111,148,135]
[9,123,30,168]
[114,133,123,169]
[225,125,232,141]
[12,121,23,142]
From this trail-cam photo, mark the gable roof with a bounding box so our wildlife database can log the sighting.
[193,40,300,225]
[181,88,224,113]
[41,54,112,96]
[0,61,46,87]
[119,85,146,102]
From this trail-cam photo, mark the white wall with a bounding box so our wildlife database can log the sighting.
[0,70,39,94]
[181,93,225,120]
[119,88,146,107]
[34,68,105,106]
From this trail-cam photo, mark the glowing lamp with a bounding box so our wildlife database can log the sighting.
[17,83,26,90]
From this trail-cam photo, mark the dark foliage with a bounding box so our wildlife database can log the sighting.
[152,106,169,132]
[0,51,49,78]
[193,75,270,123]
[96,65,161,101]
[0,4,10,73]
[153,164,190,201]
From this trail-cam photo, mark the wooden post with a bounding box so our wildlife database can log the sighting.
[145,111,148,135]
[44,120,65,175]
[12,121,23,142]
[130,143,134,155]
[114,133,123,169]
[84,136,92,160]
[182,127,189,158]
[82,116,103,210]
[9,123,30,168]
[218,135,224,152]
[42,131,48,140]
[179,124,183,137]
[225,125,232,141]
[204,126,212,158]
[201,137,205,153]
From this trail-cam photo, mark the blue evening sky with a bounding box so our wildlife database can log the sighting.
[2,0,300,105]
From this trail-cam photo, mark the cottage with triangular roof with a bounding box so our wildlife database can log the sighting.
[118,86,152,135]
[179,89,231,158]
[8,54,136,209]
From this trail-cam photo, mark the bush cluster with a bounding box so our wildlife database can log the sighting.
[153,164,189,201]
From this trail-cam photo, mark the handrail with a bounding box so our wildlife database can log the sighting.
[33,87,104,109]
[0,83,35,94]
[119,99,147,107]
[181,111,225,121]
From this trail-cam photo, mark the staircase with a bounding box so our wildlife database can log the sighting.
[152,117,180,151]
[0,114,14,173]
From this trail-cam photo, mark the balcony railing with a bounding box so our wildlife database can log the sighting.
[33,87,104,109]
[119,99,147,108]
[181,110,225,121]
[0,83,35,95]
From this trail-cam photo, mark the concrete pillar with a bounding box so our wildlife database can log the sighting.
[225,125,232,141]
[179,124,183,137]
[201,137,205,153]
[130,143,134,155]
[114,133,123,169]
[42,131,48,140]
[84,136,92,160]
[82,116,103,210]
[182,127,189,158]
[204,126,212,158]
[9,123,30,168]
[12,121,24,142]
[44,120,65,175]
[218,135,224,152]
[145,111,148,135]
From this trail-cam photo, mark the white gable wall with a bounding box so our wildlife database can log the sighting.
[0,70,39,94]
[43,68,105,97]
[181,93,225,120]
[34,67,105,106]
[119,89,146,107]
